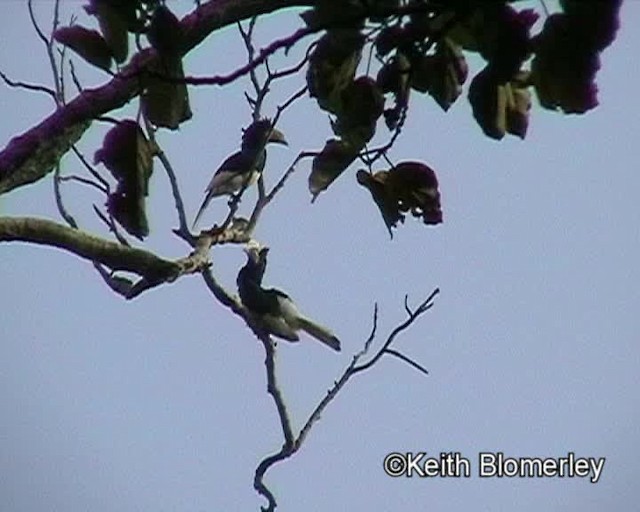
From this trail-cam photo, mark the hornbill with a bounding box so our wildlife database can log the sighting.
[237,244,341,351]
[192,120,288,228]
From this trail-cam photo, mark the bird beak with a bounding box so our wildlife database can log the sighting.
[244,241,266,261]
[268,128,288,146]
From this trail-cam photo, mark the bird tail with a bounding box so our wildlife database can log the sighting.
[296,316,341,351]
[192,194,212,229]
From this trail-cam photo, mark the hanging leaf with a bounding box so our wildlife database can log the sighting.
[374,25,406,57]
[333,76,384,147]
[356,170,402,238]
[531,8,620,115]
[357,161,442,237]
[505,73,531,139]
[368,0,400,23]
[54,26,113,71]
[309,139,359,199]
[386,161,442,225]
[300,0,365,29]
[307,29,364,114]
[410,38,468,111]
[468,67,505,139]
[376,52,411,130]
[141,58,192,130]
[94,120,153,189]
[469,67,532,140]
[95,120,154,238]
[479,5,539,80]
[147,4,183,57]
[85,0,132,63]
[560,0,621,50]
[106,189,149,240]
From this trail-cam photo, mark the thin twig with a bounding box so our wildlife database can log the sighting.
[71,146,110,191]
[178,26,314,87]
[28,0,62,106]
[53,166,78,228]
[92,205,132,247]
[141,117,193,243]
[58,174,109,194]
[0,70,57,100]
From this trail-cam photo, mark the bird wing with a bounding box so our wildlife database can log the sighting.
[205,151,254,195]
[193,151,265,228]
[272,290,341,351]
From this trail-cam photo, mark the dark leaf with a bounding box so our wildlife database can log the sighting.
[54,26,113,71]
[374,25,406,57]
[300,0,365,29]
[96,120,153,239]
[309,139,359,199]
[307,29,364,114]
[531,14,601,114]
[376,52,411,130]
[387,161,442,225]
[410,38,468,111]
[505,74,531,139]
[333,76,384,147]
[468,67,506,140]
[469,67,531,140]
[368,0,400,23]
[480,5,538,80]
[357,161,442,237]
[141,58,192,129]
[356,169,402,238]
[85,0,132,63]
[94,119,153,196]
[560,0,621,50]
[106,189,149,240]
[147,4,183,57]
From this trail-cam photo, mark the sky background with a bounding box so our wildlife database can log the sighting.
[1,1,639,511]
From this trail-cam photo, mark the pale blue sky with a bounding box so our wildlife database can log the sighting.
[1,1,638,511]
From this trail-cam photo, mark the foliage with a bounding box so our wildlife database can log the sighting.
[0,0,623,510]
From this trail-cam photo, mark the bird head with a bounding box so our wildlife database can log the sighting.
[241,119,288,152]
[244,241,270,264]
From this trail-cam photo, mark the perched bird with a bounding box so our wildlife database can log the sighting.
[237,244,341,351]
[192,120,287,228]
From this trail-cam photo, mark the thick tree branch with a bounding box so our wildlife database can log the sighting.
[0,216,179,278]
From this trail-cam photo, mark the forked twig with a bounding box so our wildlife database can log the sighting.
[254,288,440,511]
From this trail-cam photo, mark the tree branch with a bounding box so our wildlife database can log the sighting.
[254,288,440,511]
[0,216,179,279]
[0,0,313,195]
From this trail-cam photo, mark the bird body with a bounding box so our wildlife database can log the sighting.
[193,120,287,228]
[237,246,341,351]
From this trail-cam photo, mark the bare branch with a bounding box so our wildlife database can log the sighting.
[254,288,439,509]
[58,174,108,194]
[0,216,180,279]
[0,71,57,100]
[52,166,78,227]
[70,146,111,191]
[353,288,440,374]
[92,206,131,247]
[178,26,314,88]
[385,348,430,376]
[28,0,62,106]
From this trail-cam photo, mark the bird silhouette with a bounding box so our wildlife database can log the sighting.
[193,120,287,228]
[237,244,341,351]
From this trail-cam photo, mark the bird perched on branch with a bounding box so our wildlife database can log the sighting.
[237,244,341,351]
[192,120,288,228]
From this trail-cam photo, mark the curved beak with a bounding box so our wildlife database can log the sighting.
[268,128,288,146]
